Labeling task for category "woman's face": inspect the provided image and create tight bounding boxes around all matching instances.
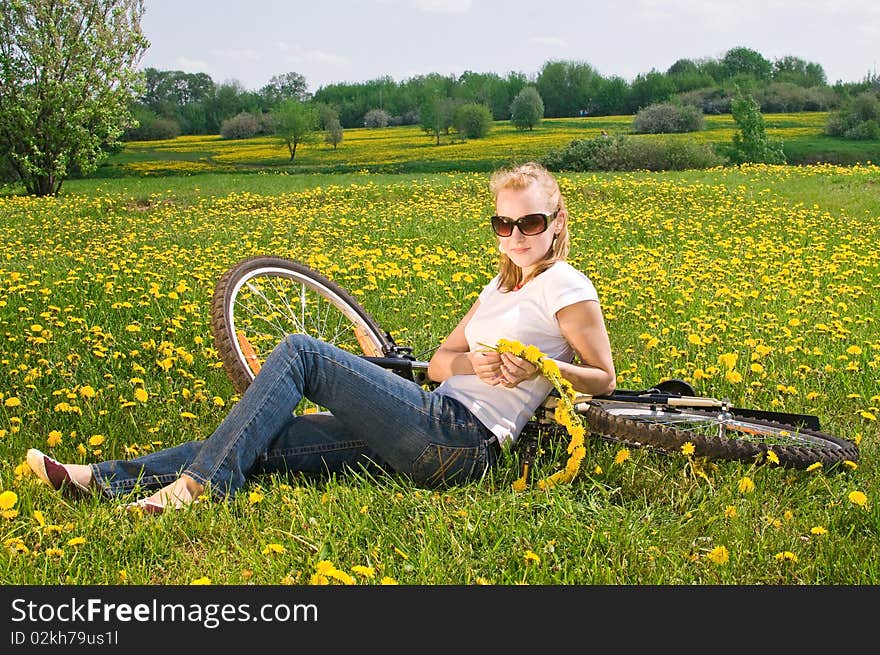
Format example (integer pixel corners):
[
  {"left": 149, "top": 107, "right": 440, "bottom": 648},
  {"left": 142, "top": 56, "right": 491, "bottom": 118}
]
[{"left": 494, "top": 183, "right": 564, "bottom": 275}]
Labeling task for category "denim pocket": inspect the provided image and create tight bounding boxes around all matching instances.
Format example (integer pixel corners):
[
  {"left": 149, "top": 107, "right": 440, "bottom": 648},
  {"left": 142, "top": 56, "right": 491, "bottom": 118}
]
[{"left": 412, "top": 443, "right": 483, "bottom": 487}]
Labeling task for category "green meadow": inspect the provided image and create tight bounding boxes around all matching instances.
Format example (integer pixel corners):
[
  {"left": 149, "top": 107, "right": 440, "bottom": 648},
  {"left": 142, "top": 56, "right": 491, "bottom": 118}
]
[{"left": 0, "top": 124, "right": 878, "bottom": 584}]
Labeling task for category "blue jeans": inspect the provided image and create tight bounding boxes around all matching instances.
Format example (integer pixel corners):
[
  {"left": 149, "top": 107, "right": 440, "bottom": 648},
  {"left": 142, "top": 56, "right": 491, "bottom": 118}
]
[{"left": 91, "top": 334, "right": 501, "bottom": 499}]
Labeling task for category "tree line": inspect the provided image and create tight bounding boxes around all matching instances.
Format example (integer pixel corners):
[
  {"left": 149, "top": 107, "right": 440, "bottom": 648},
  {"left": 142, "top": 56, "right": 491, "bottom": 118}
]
[{"left": 129, "top": 47, "right": 880, "bottom": 140}]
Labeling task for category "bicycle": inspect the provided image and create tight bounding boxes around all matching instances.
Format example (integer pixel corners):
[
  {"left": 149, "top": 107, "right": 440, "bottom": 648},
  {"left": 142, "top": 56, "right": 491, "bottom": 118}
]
[{"left": 208, "top": 255, "right": 859, "bottom": 476}]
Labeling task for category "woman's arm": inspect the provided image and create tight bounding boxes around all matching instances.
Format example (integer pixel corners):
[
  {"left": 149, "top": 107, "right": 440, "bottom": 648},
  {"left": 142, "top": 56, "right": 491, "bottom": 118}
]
[{"left": 554, "top": 300, "right": 616, "bottom": 395}]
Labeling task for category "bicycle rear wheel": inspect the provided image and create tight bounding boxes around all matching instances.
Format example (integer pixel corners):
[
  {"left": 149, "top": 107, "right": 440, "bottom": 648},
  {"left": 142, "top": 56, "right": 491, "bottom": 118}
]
[
  {"left": 581, "top": 400, "right": 858, "bottom": 468},
  {"left": 211, "top": 256, "right": 393, "bottom": 394}
]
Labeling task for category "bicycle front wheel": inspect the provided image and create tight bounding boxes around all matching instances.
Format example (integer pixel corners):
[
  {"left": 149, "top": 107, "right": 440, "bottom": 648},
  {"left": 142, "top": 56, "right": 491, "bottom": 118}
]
[
  {"left": 582, "top": 400, "right": 858, "bottom": 468},
  {"left": 211, "top": 256, "right": 393, "bottom": 394}
]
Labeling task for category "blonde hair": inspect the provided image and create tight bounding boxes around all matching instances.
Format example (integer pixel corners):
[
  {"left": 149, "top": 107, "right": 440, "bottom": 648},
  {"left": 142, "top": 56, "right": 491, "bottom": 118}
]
[{"left": 489, "top": 162, "right": 570, "bottom": 291}]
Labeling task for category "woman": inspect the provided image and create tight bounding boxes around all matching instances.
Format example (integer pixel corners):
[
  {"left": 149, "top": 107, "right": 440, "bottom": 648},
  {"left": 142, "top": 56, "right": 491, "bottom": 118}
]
[{"left": 26, "top": 162, "right": 615, "bottom": 512}]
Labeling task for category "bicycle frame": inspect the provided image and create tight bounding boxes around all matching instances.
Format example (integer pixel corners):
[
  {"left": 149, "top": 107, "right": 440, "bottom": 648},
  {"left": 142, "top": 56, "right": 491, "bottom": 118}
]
[{"left": 361, "top": 349, "right": 823, "bottom": 432}]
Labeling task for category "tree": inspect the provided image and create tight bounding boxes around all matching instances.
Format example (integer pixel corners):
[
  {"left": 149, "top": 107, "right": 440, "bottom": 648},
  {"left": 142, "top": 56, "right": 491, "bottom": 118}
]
[
  {"left": 510, "top": 87, "right": 544, "bottom": 131},
  {"left": 722, "top": 47, "right": 773, "bottom": 82},
  {"left": 726, "top": 90, "right": 786, "bottom": 164},
  {"left": 420, "top": 92, "right": 457, "bottom": 144},
  {"left": 0, "top": 0, "right": 149, "bottom": 196},
  {"left": 772, "top": 56, "right": 826, "bottom": 87},
  {"left": 324, "top": 118, "right": 343, "bottom": 149},
  {"left": 452, "top": 103, "right": 492, "bottom": 139},
  {"left": 363, "top": 108, "right": 390, "bottom": 128},
  {"left": 259, "top": 72, "right": 310, "bottom": 106},
  {"left": 271, "top": 99, "right": 318, "bottom": 161}
]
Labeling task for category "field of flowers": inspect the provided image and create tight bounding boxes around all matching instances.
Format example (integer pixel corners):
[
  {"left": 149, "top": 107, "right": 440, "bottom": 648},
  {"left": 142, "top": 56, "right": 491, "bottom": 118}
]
[
  {"left": 106, "top": 112, "right": 836, "bottom": 177},
  {"left": 0, "top": 163, "right": 878, "bottom": 584}
]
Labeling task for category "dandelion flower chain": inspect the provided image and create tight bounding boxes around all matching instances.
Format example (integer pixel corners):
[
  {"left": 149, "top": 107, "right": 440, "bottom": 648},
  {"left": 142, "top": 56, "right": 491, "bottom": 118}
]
[{"left": 492, "top": 338, "right": 586, "bottom": 491}]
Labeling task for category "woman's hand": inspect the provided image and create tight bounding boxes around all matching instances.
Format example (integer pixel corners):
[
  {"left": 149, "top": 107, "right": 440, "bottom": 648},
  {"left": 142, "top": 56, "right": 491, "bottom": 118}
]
[
  {"left": 468, "top": 350, "right": 538, "bottom": 387},
  {"left": 497, "top": 351, "right": 538, "bottom": 388},
  {"left": 468, "top": 350, "right": 504, "bottom": 386}
]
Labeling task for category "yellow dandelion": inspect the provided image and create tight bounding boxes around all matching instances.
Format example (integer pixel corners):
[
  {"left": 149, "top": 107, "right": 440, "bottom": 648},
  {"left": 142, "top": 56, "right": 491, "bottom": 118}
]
[
  {"left": 380, "top": 577, "right": 398, "bottom": 585},
  {"left": 806, "top": 462, "right": 823, "bottom": 472},
  {"left": 67, "top": 536, "right": 86, "bottom": 547},
  {"left": 524, "top": 550, "right": 541, "bottom": 564},
  {"left": 738, "top": 476, "right": 756, "bottom": 494},
  {"left": 0, "top": 491, "right": 18, "bottom": 511},
  {"left": 352, "top": 565, "right": 375, "bottom": 579},
  {"left": 327, "top": 568, "right": 354, "bottom": 585},
  {"left": 774, "top": 551, "right": 798, "bottom": 563},
  {"left": 723, "top": 505, "right": 737, "bottom": 519},
  {"left": 33, "top": 510, "right": 45, "bottom": 526},
  {"left": 4, "top": 397, "right": 21, "bottom": 408},
  {"left": 248, "top": 491, "right": 264, "bottom": 504},
  {"left": 134, "top": 388, "right": 148, "bottom": 403},
  {"left": 843, "top": 460, "right": 858, "bottom": 470},
  {"left": 706, "top": 545, "right": 729, "bottom": 565},
  {"left": 766, "top": 450, "right": 780, "bottom": 465},
  {"left": 88, "top": 434, "right": 105, "bottom": 446},
  {"left": 614, "top": 448, "right": 630, "bottom": 465},
  {"left": 810, "top": 526, "right": 828, "bottom": 535},
  {"left": 45, "top": 548, "right": 64, "bottom": 558},
  {"left": 262, "top": 543, "right": 285, "bottom": 555},
  {"left": 190, "top": 577, "right": 211, "bottom": 585},
  {"left": 522, "top": 345, "right": 543, "bottom": 362},
  {"left": 79, "top": 386, "right": 96, "bottom": 399},
  {"left": 848, "top": 490, "right": 868, "bottom": 507},
  {"left": 681, "top": 441, "right": 695, "bottom": 456}
]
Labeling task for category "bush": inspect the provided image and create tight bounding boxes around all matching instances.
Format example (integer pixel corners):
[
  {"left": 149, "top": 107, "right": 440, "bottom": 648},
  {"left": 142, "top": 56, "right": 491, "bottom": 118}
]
[
  {"left": 756, "top": 82, "right": 837, "bottom": 112},
  {"left": 452, "top": 103, "right": 492, "bottom": 139},
  {"left": 363, "top": 108, "right": 391, "bottom": 128},
  {"left": 825, "top": 91, "right": 880, "bottom": 140},
  {"left": 541, "top": 134, "right": 723, "bottom": 172},
  {"left": 679, "top": 88, "right": 732, "bottom": 114},
  {"left": 632, "top": 102, "right": 705, "bottom": 133},
  {"left": 123, "top": 107, "right": 181, "bottom": 141},
  {"left": 220, "top": 112, "right": 261, "bottom": 140}
]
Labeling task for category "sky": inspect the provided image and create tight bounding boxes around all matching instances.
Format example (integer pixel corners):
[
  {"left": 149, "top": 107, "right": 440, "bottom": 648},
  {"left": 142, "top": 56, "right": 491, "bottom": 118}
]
[{"left": 138, "top": 0, "right": 880, "bottom": 93}]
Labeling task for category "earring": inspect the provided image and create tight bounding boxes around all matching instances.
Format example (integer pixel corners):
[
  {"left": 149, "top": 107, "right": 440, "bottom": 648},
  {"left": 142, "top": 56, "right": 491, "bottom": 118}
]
[{"left": 498, "top": 244, "right": 504, "bottom": 253}]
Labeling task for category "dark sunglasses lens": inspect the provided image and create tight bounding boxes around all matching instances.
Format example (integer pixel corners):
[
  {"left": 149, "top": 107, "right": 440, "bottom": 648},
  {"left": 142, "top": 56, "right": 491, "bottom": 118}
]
[
  {"left": 491, "top": 216, "right": 513, "bottom": 236},
  {"left": 519, "top": 214, "right": 547, "bottom": 235}
]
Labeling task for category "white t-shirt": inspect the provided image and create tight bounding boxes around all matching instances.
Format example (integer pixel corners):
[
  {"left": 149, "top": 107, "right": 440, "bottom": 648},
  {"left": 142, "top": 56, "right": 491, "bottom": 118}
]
[{"left": 433, "top": 261, "right": 599, "bottom": 448}]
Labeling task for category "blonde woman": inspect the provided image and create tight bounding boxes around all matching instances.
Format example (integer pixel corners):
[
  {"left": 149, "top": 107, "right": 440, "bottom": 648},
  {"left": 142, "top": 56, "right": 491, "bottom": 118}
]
[{"left": 27, "top": 162, "right": 615, "bottom": 512}]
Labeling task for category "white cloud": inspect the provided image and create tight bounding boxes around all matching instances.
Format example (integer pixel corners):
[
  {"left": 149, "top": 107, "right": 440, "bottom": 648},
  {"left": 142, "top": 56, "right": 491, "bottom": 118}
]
[{"left": 413, "top": 0, "right": 473, "bottom": 14}]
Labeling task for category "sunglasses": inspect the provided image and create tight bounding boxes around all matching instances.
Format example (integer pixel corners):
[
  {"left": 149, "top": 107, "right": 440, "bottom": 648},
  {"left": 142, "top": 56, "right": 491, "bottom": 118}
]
[{"left": 490, "top": 210, "right": 559, "bottom": 237}]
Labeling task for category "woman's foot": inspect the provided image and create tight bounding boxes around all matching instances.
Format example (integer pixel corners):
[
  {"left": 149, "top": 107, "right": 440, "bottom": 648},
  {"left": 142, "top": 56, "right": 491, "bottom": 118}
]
[
  {"left": 26, "top": 449, "right": 93, "bottom": 498},
  {"left": 128, "top": 475, "right": 204, "bottom": 514}
]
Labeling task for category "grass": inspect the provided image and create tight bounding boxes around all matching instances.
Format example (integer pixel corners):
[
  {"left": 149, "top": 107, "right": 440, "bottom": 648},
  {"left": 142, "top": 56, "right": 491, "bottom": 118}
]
[{"left": 0, "top": 164, "right": 878, "bottom": 585}]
